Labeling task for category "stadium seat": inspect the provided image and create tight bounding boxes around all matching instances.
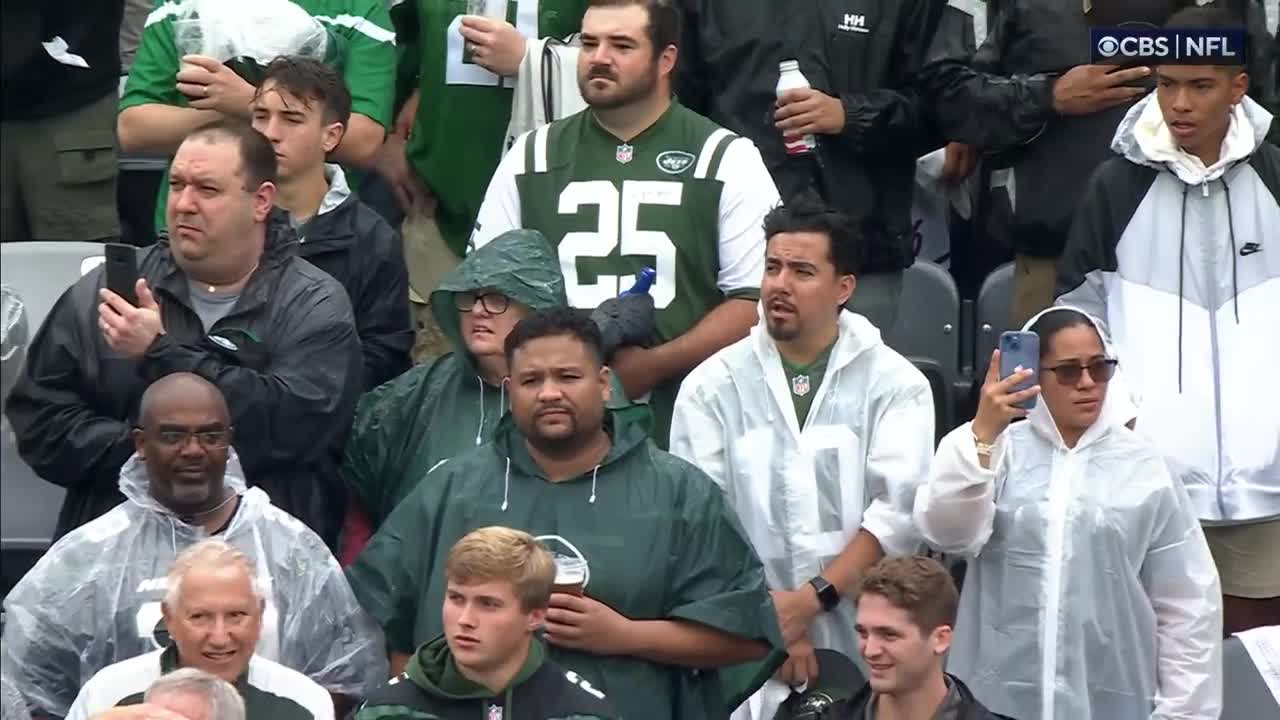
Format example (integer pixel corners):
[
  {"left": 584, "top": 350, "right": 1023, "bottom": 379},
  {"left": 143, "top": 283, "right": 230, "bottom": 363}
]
[
  {"left": 885, "top": 260, "right": 961, "bottom": 436},
  {"left": 974, "top": 262, "right": 1015, "bottom": 372},
  {"left": 1222, "top": 633, "right": 1280, "bottom": 720},
  {"left": 1, "top": 242, "right": 105, "bottom": 595}
]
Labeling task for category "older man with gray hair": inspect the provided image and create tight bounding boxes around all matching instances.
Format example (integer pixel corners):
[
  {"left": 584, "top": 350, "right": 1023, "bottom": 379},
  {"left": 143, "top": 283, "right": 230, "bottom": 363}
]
[
  {"left": 66, "top": 539, "right": 335, "bottom": 720},
  {"left": 86, "top": 669, "right": 247, "bottom": 720}
]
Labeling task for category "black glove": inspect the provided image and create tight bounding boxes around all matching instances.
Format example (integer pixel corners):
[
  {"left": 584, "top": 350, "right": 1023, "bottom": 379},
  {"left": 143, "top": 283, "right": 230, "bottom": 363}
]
[{"left": 590, "top": 293, "right": 656, "bottom": 362}]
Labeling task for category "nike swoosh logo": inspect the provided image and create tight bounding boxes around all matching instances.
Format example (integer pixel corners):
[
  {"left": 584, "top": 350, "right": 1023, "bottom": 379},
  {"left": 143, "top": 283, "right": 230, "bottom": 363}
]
[{"left": 1240, "top": 244, "right": 1262, "bottom": 256}]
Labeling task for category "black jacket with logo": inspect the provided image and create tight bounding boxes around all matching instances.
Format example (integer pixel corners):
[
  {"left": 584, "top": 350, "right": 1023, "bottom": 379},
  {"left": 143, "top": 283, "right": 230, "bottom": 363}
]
[
  {"left": 3, "top": 211, "right": 363, "bottom": 547},
  {"left": 296, "top": 181, "right": 413, "bottom": 391},
  {"left": 678, "top": 0, "right": 947, "bottom": 274}
]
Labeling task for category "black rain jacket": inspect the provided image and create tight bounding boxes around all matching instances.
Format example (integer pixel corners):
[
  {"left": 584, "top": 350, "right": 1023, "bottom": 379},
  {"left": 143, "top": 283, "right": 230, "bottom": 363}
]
[
  {"left": 3, "top": 211, "right": 363, "bottom": 547},
  {"left": 678, "top": 0, "right": 947, "bottom": 274}
]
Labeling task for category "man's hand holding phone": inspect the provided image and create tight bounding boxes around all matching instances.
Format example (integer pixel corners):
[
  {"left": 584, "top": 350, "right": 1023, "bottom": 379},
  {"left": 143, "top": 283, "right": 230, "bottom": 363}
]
[
  {"left": 99, "top": 279, "right": 165, "bottom": 358},
  {"left": 972, "top": 348, "right": 1041, "bottom": 446}
]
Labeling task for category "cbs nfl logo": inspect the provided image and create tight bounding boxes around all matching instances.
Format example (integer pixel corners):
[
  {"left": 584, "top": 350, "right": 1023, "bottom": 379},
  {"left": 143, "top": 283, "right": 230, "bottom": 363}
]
[{"left": 1091, "top": 27, "right": 1247, "bottom": 64}]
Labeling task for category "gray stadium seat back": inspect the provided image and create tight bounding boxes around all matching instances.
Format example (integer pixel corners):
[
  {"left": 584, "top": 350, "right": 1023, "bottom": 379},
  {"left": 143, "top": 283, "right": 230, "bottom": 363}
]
[
  {"left": 975, "top": 262, "right": 1015, "bottom": 371},
  {"left": 1222, "top": 634, "right": 1280, "bottom": 720},
  {"left": 884, "top": 260, "right": 960, "bottom": 432},
  {"left": 1, "top": 242, "right": 106, "bottom": 561}
]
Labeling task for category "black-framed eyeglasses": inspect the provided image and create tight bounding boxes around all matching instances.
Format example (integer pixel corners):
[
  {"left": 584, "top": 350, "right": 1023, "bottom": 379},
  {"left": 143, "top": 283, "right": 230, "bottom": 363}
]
[
  {"left": 454, "top": 291, "right": 511, "bottom": 314},
  {"left": 1041, "top": 358, "right": 1119, "bottom": 385},
  {"left": 150, "top": 428, "right": 232, "bottom": 449}
]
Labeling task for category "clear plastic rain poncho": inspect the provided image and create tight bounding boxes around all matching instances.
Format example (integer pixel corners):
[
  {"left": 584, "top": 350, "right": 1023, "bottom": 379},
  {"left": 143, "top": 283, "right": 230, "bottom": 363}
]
[
  {"left": 169, "top": 0, "right": 342, "bottom": 83},
  {"left": 1, "top": 450, "right": 387, "bottom": 717},
  {"left": 913, "top": 306, "right": 1222, "bottom": 720},
  {"left": 0, "top": 284, "right": 28, "bottom": 418}
]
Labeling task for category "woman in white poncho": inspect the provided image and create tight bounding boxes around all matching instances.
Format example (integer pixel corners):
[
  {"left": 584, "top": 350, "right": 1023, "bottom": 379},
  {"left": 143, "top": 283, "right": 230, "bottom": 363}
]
[{"left": 913, "top": 306, "right": 1222, "bottom": 720}]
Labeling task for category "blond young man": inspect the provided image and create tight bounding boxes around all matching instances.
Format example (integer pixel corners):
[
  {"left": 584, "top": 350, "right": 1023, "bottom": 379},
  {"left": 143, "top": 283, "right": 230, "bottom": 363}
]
[{"left": 355, "top": 527, "right": 619, "bottom": 720}]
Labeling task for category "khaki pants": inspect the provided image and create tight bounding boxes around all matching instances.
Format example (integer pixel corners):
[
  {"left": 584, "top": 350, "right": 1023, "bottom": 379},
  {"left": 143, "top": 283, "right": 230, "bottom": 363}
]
[
  {"left": 1, "top": 92, "right": 120, "bottom": 242},
  {"left": 1203, "top": 518, "right": 1280, "bottom": 599},
  {"left": 403, "top": 212, "right": 462, "bottom": 364},
  {"left": 1011, "top": 254, "right": 1058, "bottom": 328}
]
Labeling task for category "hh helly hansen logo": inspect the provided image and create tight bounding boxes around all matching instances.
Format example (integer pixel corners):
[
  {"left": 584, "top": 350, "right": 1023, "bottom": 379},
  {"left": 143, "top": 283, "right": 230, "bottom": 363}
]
[
  {"left": 656, "top": 150, "right": 695, "bottom": 175},
  {"left": 838, "top": 13, "right": 869, "bottom": 33},
  {"left": 1240, "top": 242, "right": 1262, "bottom": 256}
]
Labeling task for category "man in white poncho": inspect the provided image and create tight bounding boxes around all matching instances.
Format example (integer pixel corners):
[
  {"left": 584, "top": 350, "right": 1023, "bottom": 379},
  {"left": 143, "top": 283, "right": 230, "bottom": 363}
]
[
  {"left": 670, "top": 198, "right": 934, "bottom": 720},
  {"left": 1, "top": 373, "right": 386, "bottom": 718},
  {"left": 913, "top": 306, "right": 1222, "bottom": 720}
]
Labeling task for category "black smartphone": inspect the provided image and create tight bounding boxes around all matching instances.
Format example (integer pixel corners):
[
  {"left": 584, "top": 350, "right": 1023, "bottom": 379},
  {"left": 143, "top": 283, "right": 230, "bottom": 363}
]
[{"left": 103, "top": 243, "right": 139, "bottom": 306}]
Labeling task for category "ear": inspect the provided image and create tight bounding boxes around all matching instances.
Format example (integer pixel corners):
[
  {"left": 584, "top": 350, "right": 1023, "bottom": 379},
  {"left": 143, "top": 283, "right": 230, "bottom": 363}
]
[
  {"left": 528, "top": 607, "right": 547, "bottom": 631},
  {"left": 132, "top": 428, "right": 147, "bottom": 456},
  {"left": 599, "top": 364, "right": 612, "bottom": 403},
  {"left": 659, "top": 45, "right": 678, "bottom": 80},
  {"left": 932, "top": 624, "right": 953, "bottom": 656},
  {"left": 160, "top": 600, "right": 174, "bottom": 626},
  {"left": 1230, "top": 71, "right": 1249, "bottom": 105},
  {"left": 252, "top": 181, "right": 277, "bottom": 223},
  {"left": 837, "top": 273, "right": 856, "bottom": 307},
  {"left": 321, "top": 121, "right": 345, "bottom": 155}
]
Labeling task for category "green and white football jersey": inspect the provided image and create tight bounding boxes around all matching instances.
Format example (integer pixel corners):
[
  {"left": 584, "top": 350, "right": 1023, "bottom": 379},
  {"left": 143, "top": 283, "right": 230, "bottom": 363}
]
[
  {"left": 470, "top": 101, "right": 779, "bottom": 445},
  {"left": 471, "top": 101, "right": 778, "bottom": 344}
]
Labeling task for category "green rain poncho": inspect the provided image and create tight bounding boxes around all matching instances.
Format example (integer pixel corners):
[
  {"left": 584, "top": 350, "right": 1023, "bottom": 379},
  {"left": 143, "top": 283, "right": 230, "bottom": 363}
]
[
  {"left": 341, "top": 228, "right": 648, "bottom": 527},
  {"left": 346, "top": 411, "right": 785, "bottom": 720}
]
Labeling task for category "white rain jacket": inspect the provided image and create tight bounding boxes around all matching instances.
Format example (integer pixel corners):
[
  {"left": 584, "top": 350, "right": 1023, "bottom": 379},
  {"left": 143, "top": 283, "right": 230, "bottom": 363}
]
[
  {"left": 1057, "top": 94, "right": 1280, "bottom": 524},
  {"left": 0, "top": 451, "right": 387, "bottom": 717},
  {"left": 913, "top": 306, "right": 1222, "bottom": 720},
  {"left": 670, "top": 309, "right": 934, "bottom": 720}
]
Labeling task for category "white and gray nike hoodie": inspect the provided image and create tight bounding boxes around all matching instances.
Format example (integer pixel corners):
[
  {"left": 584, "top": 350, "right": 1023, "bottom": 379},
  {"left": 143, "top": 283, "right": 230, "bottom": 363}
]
[{"left": 1056, "top": 93, "right": 1280, "bottom": 525}]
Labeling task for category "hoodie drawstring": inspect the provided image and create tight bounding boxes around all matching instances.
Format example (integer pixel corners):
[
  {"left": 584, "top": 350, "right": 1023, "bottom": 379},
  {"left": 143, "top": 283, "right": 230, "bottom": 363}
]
[
  {"left": 501, "top": 456, "right": 511, "bottom": 512},
  {"left": 1177, "top": 187, "right": 1188, "bottom": 394},
  {"left": 1223, "top": 181, "right": 1241, "bottom": 324},
  {"left": 475, "top": 376, "right": 485, "bottom": 446},
  {"left": 589, "top": 465, "right": 598, "bottom": 504}
]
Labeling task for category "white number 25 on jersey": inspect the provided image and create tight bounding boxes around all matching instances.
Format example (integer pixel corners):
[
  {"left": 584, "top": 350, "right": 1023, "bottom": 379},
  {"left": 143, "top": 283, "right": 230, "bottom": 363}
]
[
  {"left": 445, "top": 0, "right": 539, "bottom": 88},
  {"left": 558, "top": 180, "right": 681, "bottom": 310}
]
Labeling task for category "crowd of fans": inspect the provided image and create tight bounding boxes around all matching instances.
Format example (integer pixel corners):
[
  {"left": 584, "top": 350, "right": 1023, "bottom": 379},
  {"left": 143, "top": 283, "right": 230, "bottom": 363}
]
[{"left": 1, "top": 0, "right": 1278, "bottom": 719}]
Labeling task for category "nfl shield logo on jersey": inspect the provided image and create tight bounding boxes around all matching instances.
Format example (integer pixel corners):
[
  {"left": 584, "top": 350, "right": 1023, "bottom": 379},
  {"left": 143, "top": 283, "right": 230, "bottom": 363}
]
[
  {"left": 487, "top": 704, "right": 503, "bottom": 720},
  {"left": 616, "top": 143, "right": 634, "bottom": 164}
]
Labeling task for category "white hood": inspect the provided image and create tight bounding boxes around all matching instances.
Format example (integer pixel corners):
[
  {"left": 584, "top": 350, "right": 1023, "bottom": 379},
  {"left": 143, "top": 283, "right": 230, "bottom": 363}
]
[{"left": 1112, "top": 93, "right": 1274, "bottom": 186}]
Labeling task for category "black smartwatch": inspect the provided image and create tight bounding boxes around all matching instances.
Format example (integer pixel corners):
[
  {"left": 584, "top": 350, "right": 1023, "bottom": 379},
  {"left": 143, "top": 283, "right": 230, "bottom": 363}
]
[{"left": 807, "top": 575, "right": 840, "bottom": 612}]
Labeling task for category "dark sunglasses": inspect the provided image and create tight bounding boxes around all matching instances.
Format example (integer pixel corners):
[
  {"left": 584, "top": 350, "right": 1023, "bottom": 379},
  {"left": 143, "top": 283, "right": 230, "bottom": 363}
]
[
  {"left": 1041, "top": 358, "right": 1119, "bottom": 385},
  {"left": 454, "top": 291, "right": 510, "bottom": 314}
]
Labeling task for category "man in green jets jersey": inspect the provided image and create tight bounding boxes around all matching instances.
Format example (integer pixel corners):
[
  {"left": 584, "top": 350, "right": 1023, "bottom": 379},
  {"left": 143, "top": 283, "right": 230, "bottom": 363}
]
[{"left": 470, "top": 0, "right": 781, "bottom": 446}]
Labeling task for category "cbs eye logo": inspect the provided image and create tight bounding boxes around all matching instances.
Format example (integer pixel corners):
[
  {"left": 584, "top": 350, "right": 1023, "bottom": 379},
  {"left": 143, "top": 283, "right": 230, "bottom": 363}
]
[{"left": 1097, "top": 36, "right": 1122, "bottom": 57}]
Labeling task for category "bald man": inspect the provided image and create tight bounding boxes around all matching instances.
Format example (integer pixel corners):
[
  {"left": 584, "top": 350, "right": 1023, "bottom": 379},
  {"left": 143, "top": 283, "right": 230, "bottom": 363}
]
[{"left": 1, "top": 374, "right": 386, "bottom": 719}]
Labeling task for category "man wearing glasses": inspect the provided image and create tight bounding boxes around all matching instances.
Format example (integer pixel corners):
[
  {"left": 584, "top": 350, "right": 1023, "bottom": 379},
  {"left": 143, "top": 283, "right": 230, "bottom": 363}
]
[
  {"left": 339, "top": 228, "right": 648, "bottom": 548},
  {"left": 4, "top": 120, "right": 364, "bottom": 550},
  {"left": 2, "top": 373, "right": 386, "bottom": 720}
]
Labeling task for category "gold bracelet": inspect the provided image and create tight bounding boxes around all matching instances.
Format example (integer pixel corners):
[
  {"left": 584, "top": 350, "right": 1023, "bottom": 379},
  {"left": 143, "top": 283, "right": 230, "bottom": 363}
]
[{"left": 973, "top": 434, "right": 995, "bottom": 458}]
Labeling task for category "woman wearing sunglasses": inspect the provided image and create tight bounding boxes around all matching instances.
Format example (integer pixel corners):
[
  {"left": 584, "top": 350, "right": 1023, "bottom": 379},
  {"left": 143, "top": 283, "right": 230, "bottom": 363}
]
[{"left": 912, "top": 306, "right": 1222, "bottom": 720}]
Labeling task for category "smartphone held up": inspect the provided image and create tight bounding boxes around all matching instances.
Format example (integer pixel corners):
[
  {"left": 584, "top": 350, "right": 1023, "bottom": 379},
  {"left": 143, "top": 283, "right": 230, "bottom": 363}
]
[{"left": 999, "top": 331, "right": 1040, "bottom": 410}]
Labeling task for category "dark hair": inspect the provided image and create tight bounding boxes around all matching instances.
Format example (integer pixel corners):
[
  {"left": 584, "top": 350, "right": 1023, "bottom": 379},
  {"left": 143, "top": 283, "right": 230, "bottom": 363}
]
[
  {"left": 587, "top": 0, "right": 681, "bottom": 58},
  {"left": 762, "top": 193, "right": 865, "bottom": 276},
  {"left": 255, "top": 55, "right": 353, "bottom": 127},
  {"left": 1163, "top": 3, "right": 1249, "bottom": 71},
  {"left": 1028, "top": 309, "right": 1099, "bottom": 358},
  {"left": 854, "top": 556, "right": 959, "bottom": 634},
  {"left": 185, "top": 119, "right": 278, "bottom": 189},
  {"left": 504, "top": 308, "right": 606, "bottom": 368}
]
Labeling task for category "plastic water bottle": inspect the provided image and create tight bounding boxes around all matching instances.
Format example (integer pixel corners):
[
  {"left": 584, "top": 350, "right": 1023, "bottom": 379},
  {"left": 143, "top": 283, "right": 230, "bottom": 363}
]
[
  {"left": 777, "top": 59, "right": 818, "bottom": 156},
  {"left": 620, "top": 267, "right": 656, "bottom": 296}
]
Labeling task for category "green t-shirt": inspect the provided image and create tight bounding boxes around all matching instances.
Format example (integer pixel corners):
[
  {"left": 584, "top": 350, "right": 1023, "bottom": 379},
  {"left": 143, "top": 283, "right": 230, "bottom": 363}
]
[
  {"left": 121, "top": 0, "right": 395, "bottom": 232},
  {"left": 780, "top": 340, "right": 836, "bottom": 428},
  {"left": 396, "top": 0, "right": 586, "bottom": 256},
  {"left": 470, "top": 101, "right": 778, "bottom": 445}
]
